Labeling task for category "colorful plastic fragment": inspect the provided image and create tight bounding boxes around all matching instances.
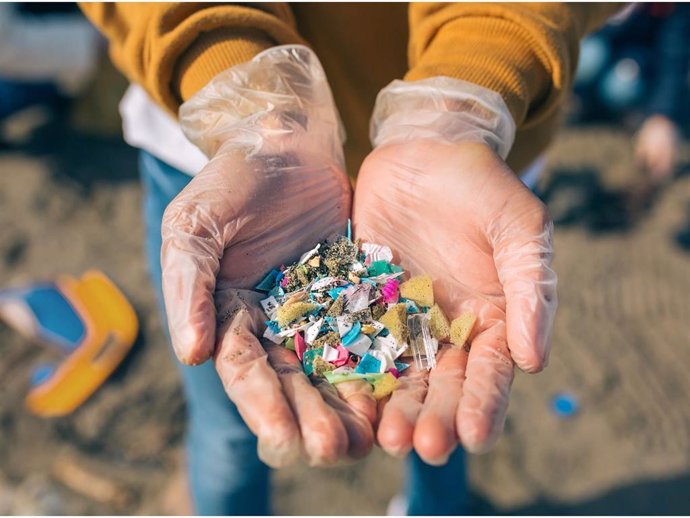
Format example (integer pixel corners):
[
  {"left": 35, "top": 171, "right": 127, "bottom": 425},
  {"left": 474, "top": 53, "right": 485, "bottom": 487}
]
[
  {"left": 255, "top": 227, "right": 475, "bottom": 398},
  {"left": 428, "top": 304, "right": 451, "bottom": 341},
  {"left": 378, "top": 304, "right": 409, "bottom": 345},
  {"left": 276, "top": 301, "right": 319, "bottom": 327},
  {"left": 372, "top": 372, "right": 399, "bottom": 399},
  {"left": 381, "top": 279, "right": 400, "bottom": 304},
  {"left": 450, "top": 311, "right": 477, "bottom": 347},
  {"left": 294, "top": 332, "right": 307, "bottom": 361},
  {"left": 399, "top": 275, "right": 434, "bottom": 307}
]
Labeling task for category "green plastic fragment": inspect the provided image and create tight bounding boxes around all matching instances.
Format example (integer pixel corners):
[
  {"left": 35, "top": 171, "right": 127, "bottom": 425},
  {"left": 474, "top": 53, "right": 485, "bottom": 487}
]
[
  {"left": 323, "top": 371, "right": 386, "bottom": 385},
  {"left": 367, "top": 260, "right": 392, "bottom": 277},
  {"left": 302, "top": 347, "right": 324, "bottom": 376},
  {"left": 285, "top": 336, "right": 295, "bottom": 351}
]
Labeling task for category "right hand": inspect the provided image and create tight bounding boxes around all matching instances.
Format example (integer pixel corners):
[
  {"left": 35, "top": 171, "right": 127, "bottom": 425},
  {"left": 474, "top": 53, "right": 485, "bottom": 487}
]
[
  {"left": 634, "top": 114, "right": 679, "bottom": 184},
  {"left": 160, "top": 45, "right": 377, "bottom": 468}
]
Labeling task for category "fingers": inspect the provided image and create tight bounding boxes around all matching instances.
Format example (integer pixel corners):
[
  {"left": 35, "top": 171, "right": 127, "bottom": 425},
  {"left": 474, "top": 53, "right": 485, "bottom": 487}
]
[
  {"left": 161, "top": 181, "right": 229, "bottom": 365},
  {"left": 319, "top": 379, "right": 376, "bottom": 460},
  {"left": 213, "top": 293, "right": 302, "bottom": 468},
  {"left": 413, "top": 346, "right": 467, "bottom": 465},
  {"left": 456, "top": 322, "right": 514, "bottom": 454},
  {"left": 492, "top": 207, "right": 558, "bottom": 373},
  {"left": 376, "top": 366, "right": 428, "bottom": 458},
  {"left": 264, "top": 344, "right": 350, "bottom": 466}
]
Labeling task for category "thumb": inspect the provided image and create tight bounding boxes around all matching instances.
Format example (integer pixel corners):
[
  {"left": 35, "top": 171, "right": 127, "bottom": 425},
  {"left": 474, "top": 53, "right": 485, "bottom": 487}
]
[
  {"left": 490, "top": 196, "right": 558, "bottom": 373},
  {"left": 161, "top": 166, "right": 236, "bottom": 365}
]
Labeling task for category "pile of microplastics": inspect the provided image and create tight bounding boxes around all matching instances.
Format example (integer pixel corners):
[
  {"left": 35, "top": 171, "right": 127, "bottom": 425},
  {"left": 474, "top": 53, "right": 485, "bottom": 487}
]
[{"left": 256, "top": 233, "right": 476, "bottom": 399}]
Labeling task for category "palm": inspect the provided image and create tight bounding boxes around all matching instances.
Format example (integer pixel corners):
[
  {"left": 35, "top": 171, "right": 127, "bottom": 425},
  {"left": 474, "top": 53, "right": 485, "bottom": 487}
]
[
  {"left": 353, "top": 140, "right": 556, "bottom": 460},
  {"left": 162, "top": 144, "right": 378, "bottom": 467}
]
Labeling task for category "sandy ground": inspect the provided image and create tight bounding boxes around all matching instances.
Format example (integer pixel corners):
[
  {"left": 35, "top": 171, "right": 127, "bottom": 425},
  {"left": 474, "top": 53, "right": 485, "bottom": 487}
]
[{"left": 1, "top": 63, "right": 689, "bottom": 515}]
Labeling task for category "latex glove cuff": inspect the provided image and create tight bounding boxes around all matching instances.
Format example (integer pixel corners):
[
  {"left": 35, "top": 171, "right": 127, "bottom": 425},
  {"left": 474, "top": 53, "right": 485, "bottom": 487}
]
[
  {"left": 179, "top": 44, "right": 345, "bottom": 163},
  {"left": 370, "top": 77, "right": 516, "bottom": 160}
]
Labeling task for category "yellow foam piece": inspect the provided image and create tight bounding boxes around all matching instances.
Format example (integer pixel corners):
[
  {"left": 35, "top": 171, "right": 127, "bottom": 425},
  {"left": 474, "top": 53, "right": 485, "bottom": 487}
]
[
  {"left": 379, "top": 303, "right": 409, "bottom": 345},
  {"left": 399, "top": 275, "right": 434, "bottom": 307},
  {"left": 276, "top": 302, "right": 318, "bottom": 327},
  {"left": 429, "top": 304, "right": 450, "bottom": 342},
  {"left": 372, "top": 373, "right": 399, "bottom": 400},
  {"left": 450, "top": 311, "right": 477, "bottom": 347},
  {"left": 25, "top": 270, "right": 138, "bottom": 417}
]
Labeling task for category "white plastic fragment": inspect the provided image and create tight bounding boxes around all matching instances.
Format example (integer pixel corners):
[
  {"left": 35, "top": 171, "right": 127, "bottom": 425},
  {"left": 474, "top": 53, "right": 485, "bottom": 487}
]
[
  {"left": 345, "top": 284, "right": 371, "bottom": 313},
  {"left": 305, "top": 318, "right": 323, "bottom": 345},
  {"left": 277, "top": 320, "right": 312, "bottom": 337},
  {"left": 260, "top": 296, "right": 279, "bottom": 319},
  {"left": 298, "top": 243, "right": 321, "bottom": 264},
  {"left": 368, "top": 349, "right": 394, "bottom": 372},
  {"left": 344, "top": 333, "right": 372, "bottom": 356},
  {"left": 263, "top": 326, "right": 285, "bottom": 344},
  {"left": 322, "top": 344, "right": 340, "bottom": 362},
  {"left": 373, "top": 334, "right": 407, "bottom": 360},
  {"left": 361, "top": 242, "right": 393, "bottom": 263},
  {"left": 311, "top": 276, "right": 338, "bottom": 291},
  {"left": 336, "top": 316, "right": 353, "bottom": 337}
]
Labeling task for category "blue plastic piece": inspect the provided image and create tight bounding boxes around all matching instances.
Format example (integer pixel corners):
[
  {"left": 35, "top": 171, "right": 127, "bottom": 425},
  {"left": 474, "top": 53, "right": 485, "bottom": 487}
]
[
  {"left": 551, "top": 393, "right": 579, "bottom": 418},
  {"left": 401, "top": 298, "right": 419, "bottom": 314},
  {"left": 328, "top": 287, "right": 345, "bottom": 300},
  {"left": 23, "top": 285, "right": 85, "bottom": 350},
  {"left": 394, "top": 361, "right": 410, "bottom": 373},
  {"left": 265, "top": 320, "right": 281, "bottom": 334},
  {"left": 255, "top": 269, "right": 279, "bottom": 292},
  {"left": 341, "top": 321, "right": 362, "bottom": 345},
  {"left": 355, "top": 353, "right": 381, "bottom": 374},
  {"left": 31, "top": 363, "right": 55, "bottom": 386}
]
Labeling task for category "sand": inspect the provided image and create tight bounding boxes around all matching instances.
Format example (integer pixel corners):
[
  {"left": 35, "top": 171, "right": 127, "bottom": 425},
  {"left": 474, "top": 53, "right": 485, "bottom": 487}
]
[{"left": 0, "top": 64, "right": 689, "bottom": 514}]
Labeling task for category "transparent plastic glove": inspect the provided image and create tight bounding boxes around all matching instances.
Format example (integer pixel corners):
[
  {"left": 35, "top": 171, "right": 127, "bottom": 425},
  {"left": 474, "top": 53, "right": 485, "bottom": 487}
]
[
  {"left": 634, "top": 115, "right": 679, "bottom": 184},
  {"left": 355, "top": 78, "right": 557, "bottom": 460},
  {"left": 161, "top": 45, "right": 375, "bottom": 467}
]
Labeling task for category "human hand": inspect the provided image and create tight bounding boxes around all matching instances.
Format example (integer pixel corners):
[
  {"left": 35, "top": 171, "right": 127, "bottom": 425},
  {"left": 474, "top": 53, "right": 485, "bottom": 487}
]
[
  {"left": 353, "top": 79, "right": 557, "bottom": 462},
  {"left": 161, "top": 46, "right": 376, "bottom": 468},
  {"left": 635, "top": 115, "right": 680, "bottom": 184}
]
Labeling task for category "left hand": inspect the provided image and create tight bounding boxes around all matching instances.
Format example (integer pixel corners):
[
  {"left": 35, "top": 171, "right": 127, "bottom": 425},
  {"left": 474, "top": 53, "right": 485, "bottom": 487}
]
[{"left": 353, "top": 139, "right": 557, "bottom": 462}]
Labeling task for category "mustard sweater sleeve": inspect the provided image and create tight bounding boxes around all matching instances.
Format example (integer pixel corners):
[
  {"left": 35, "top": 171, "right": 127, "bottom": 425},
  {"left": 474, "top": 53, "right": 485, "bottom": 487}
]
[
  {"left": 79, "top": 2, "right": 304, "bottom": 115},
  {"left": 407, "top": 3, "right": 621, "bottom": 129}
]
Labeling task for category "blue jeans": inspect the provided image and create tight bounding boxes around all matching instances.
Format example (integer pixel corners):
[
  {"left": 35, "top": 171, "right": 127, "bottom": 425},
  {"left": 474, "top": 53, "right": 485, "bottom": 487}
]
[
  {"left": 0, "top": 79, "right": 62, "bottom": 120},
  {"left": 139, "top": 150, "right": 468, "bottom": 515}
]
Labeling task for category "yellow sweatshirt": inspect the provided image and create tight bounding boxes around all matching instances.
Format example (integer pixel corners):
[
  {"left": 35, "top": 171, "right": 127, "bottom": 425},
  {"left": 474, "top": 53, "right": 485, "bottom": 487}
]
[{"left": 80, "top": 2, "right": 620, "bottom": 174}]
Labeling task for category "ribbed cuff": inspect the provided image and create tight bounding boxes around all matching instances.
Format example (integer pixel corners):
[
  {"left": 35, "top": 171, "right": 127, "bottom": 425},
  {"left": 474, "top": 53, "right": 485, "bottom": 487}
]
[
  {"left": 173, "top": 27, "right": 276, "bottom": 104},
  {"left": 406, "top": 16, "right": 553, "bottom": 127}
]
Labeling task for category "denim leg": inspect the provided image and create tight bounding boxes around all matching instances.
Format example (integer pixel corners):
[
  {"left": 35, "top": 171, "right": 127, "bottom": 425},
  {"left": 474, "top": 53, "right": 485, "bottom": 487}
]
[
  {"left": 0, "top": 79, "right": 61, "bottom": 120},
  {"left": 139, "top": 150, "right": 270, "bottom": 515},
  {"left": 405, "top": 448, "right": 468, "bottom": 516}
]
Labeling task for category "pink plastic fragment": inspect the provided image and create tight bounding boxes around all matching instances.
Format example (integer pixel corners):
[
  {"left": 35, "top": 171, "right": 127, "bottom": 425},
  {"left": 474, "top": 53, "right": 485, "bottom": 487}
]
[
  {"left": 294, "top": 332, "right": 307, "bottom": 361},
  {"left": 387, "top": 367, "right": 400, "bottom": 379},
  {"left": 280, "top": 276, "right": 290, "bottom": 288},
  {"left": 333, "top": 345, "right": 350, "bottom": 367},
  {"left": 381, "top": 279, "right": 400, "bottom": 304}
]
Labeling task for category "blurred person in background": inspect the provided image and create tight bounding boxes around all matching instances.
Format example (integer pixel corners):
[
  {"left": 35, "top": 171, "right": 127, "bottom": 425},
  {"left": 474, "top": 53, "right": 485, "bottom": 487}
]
[
  {"left": 572, "top": 3, "right": 690, "bottom": 184},
  {"left": 81, "top": 3, "right": 618, "bottom": 515},
  {"left": 0, "top": 3, "right": 101, "bottom": 132}
]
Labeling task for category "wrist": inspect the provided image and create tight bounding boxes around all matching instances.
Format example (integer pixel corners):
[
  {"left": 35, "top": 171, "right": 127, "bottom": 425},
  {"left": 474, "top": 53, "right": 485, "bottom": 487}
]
[
  {"left": 179, "top": 44, "right": 345, "bottom": 163},
  {"left": 370, "top": 77, "right": 516, "bottom": 160}
]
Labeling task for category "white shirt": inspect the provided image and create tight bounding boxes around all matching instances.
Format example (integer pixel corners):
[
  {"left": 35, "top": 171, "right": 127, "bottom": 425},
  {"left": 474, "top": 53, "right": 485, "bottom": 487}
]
[
  {"left": 119, "top": 85, "right": 207, "bottom": 176},
  {"left": 119, "top": 84, "right": 543, "bottom": 188}
]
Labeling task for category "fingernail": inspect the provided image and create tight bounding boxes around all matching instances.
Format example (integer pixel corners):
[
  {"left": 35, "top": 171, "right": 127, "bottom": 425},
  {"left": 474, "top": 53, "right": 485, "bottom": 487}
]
[
  {"left": 257, "top": 436, "right": 300, "bottom": 468},
  {"left": 422, "top": 453, "right": 450, "bottom": 466}
]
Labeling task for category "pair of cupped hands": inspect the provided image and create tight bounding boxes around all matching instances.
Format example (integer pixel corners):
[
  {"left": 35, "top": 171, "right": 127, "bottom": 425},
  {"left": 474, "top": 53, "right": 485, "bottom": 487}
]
[{"left": 160, "top": 45, "right": 558, "bottom": 468}]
